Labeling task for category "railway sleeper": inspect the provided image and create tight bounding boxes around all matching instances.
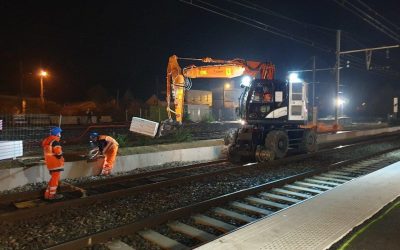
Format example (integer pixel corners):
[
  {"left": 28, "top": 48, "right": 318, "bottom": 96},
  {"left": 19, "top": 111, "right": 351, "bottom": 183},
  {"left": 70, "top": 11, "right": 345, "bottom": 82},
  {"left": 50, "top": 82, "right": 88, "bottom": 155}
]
[
  {"left": 315, "top": 175, "right": 349, "bottom": 182},
  {"left": 213, "top": 207, "right": 256, "bottom": 223},
  {"left": 259, "top": 192, "right": 302, "bottom": 203},
  {"left": 230, "top": 201, "right": 273, "bottom": 216},
  {"left": 284, "top": 184, "right": 324, "bottom": 194},
  {"left": 245, "top": 196, "right": 288, "bottom": 210},
  {"left": 167, "top": 221, "right": 217, "bottom": 242},
  {"left": 271, "top": 188, "right": 313, "bottom": 199},
  {"left": 338, "top": 168, "right": 370, "bottom": 174},
  {"left": 327, "top": 170, "right": 356, "bottom": 177},
  {"left": 321, "top": 173, "right": 354, "bottom": 180},
  {"left": 303, "top": 178, "right": 341, "bottom": 186},
  {"left": 294, "top": 181, "right": 333, "bottom": 190},
  {"left": 343, "top": 165, "right": 375, "bottom": 171},
  {"left": 138, "top": 229, "right": 189, "bottom": 250},
  {"left": 192, "top": 214, "right": 237, "bottom": 233}
]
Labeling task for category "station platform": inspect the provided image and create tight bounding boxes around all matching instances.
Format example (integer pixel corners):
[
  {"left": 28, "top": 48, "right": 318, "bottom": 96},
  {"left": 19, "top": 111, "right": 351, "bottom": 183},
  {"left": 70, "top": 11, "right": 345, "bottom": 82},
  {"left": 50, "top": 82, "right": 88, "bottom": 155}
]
[{"left": 196, "top": 160, "right": 400, "bottom": 250}]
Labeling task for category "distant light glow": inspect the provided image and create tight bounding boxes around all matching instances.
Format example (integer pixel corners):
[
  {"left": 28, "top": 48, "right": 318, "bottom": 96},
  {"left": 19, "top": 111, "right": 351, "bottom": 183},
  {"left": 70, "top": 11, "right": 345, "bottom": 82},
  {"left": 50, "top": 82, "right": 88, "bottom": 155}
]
[
  {"left": 336, "top": 98, "right": 345, "bottom": 106},
  {"left": 240, "top": 119, "right": 246, "bottom": 125},
  {"left": 39, "top": 70, "right": 48, "bottom": 77},
  {"left": 289, "top": 73, "right": 302, "bottom": 83},
  {"left": 241, "top": 76, "right": 251, "bottom": 87},
  {"left": 224, "top": 83, "right": 231, "bottom": 89}
]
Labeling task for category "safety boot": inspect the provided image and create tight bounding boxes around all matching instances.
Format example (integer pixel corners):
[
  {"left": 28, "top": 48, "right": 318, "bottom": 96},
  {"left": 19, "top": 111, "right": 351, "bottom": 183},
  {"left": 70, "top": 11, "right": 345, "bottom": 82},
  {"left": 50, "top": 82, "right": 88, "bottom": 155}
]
[{"left": 45, "top": 193, "right": 64, "bottom": 201}]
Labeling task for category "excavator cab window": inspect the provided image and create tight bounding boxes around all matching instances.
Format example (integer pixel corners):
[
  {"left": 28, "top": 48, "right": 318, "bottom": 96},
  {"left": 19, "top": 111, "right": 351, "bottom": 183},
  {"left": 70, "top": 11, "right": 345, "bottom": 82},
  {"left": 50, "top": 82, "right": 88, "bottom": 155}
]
[
  {"left": 247, "top": 80, "right": 275, "bottom": 119},
  {"left": 243, "top": 79, "right": 288, "bottom": 121},
  {"left": 262, "top": 86, "right": 273, "bottom": 103}
]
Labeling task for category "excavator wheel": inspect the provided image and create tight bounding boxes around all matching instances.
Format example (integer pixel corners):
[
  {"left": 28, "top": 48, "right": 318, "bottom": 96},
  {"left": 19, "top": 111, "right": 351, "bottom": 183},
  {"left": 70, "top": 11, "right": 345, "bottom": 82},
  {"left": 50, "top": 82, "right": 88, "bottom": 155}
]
[
  {"left": 265, "top": 130, "right": 289, "bottom": 159},
  {"left": 255, "top": 146, "right": 275, "bottom": 162},
  {"left": 227, "top": 144, "right": 241, "bottom": 163},
  {"left": 224, "top": 128, "right": 239, "bottom": 146},
  {"left": 299, "top": 129, "right": 318, "bottom": 153}
]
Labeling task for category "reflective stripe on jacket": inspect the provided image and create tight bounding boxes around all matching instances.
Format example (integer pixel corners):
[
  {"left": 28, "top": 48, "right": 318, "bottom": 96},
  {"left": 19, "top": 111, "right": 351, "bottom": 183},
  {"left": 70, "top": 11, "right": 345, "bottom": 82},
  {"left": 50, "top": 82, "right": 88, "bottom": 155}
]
[{"left": 42, "top": 135, "right": 64, "bottom": 170}]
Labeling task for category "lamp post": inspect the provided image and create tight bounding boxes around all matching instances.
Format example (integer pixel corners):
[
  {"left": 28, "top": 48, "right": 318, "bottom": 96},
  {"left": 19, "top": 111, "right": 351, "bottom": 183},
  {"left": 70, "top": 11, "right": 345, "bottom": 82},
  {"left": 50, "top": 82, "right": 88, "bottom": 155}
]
[{"left": 39, "top": 70, "right": 48, "bottom": 108}]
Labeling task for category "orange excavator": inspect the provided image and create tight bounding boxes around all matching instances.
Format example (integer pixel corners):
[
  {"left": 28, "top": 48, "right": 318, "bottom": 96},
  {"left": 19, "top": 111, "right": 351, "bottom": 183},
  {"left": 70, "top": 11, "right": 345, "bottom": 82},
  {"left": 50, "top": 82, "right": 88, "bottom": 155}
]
[
  {"left": 163, "top": 55, "right": 321, "bottom": 162},
  {"left": 166, "top": 55, "right": 275, "bottom": 123},
  {"left": 130, "top": 54, "right": 336, "bottom": 162}
]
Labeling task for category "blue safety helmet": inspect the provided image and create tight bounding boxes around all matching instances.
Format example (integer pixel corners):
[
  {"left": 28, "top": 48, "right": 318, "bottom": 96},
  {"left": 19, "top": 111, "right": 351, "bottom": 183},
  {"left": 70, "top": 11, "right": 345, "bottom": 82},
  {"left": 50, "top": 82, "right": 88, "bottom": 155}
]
[
  {"left": 89, "top": 132, "right": 99, "bottom": 139},
  {"left": 50, "top": 127, "right": 62, "bottom": 136}
]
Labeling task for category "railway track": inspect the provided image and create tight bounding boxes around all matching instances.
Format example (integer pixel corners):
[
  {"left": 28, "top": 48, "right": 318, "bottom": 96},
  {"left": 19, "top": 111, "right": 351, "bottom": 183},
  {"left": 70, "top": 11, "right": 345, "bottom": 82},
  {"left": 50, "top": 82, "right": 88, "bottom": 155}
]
[
  {"left": 45, "top": 146, "right": 400, "bottom": 250},
  {"left": 1, "top": 134, "right": 400, "bottom": 224},
  {"left": 0, "top": 160, "right": 234, "bottom": 222},
  {"left": 1, "top": 134, "right": 400, "bottom": 249}
]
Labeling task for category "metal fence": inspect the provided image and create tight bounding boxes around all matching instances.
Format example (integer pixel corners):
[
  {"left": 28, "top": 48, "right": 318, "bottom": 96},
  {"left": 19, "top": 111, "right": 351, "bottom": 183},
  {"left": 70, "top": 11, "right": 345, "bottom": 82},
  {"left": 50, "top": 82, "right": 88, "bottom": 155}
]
[
  {"left": 0, "top": 108, "right": 192, "bottom": 157},
  {"left": 0, "top": 114, "right": 54, "bottom": 156},
  {"left": 0, "top": 114, "right": 135, "bottom": 156}
]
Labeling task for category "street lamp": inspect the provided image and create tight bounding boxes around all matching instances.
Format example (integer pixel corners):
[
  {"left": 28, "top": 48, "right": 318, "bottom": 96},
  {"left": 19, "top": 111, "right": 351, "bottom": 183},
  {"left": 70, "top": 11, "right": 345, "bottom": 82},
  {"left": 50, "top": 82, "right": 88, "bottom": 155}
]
[
  {"left": 336, "top": 97, "right": 345, "bottom": 117},
  {"left": 39, "top": 70, "right": 48, "bottom": 107}
]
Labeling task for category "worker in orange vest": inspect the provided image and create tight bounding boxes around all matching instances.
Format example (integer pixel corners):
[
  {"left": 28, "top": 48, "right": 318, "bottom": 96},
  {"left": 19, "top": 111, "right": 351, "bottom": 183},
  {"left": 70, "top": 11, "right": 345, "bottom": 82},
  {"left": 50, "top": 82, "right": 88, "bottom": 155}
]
[
  {"left": 42, "top": 127, "right": 64, "bottom": 200},
  {"left": 89, "top": 132, "right": 119, "bottom": 175}
]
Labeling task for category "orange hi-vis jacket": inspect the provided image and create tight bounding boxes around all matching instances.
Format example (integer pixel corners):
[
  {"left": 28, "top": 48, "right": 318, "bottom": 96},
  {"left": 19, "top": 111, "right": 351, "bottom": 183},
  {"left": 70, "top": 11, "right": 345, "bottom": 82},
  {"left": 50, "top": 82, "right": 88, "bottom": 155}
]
[
  {"left": 42, "top": 135, "right": 64, "bottom": 170},
  {"left": 97, "top": 135, "right": 119, "bottom": 154}
]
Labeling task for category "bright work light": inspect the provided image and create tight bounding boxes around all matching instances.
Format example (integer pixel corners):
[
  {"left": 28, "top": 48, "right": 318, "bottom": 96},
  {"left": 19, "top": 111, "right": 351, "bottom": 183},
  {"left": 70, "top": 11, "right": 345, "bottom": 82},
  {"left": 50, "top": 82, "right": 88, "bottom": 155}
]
[
  {"left": 241, "top": 76, "right": 252, "bottom": 87},
  {"left": 289, "top": 73, "right": 302, "bottom": 83}
]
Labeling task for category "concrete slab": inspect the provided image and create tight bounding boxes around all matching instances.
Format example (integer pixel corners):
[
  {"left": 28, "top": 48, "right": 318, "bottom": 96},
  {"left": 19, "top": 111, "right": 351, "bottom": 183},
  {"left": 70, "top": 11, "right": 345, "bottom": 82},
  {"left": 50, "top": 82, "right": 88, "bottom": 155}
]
[{"left": 0, "top": 140, "right": 224, "bottom": 191}]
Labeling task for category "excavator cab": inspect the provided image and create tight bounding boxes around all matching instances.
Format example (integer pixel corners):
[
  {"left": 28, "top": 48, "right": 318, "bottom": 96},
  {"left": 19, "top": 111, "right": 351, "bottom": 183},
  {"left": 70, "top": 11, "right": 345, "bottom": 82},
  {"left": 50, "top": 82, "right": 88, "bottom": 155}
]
[{"left": 238, "top": 79, "right": 291, "bottom": 123}]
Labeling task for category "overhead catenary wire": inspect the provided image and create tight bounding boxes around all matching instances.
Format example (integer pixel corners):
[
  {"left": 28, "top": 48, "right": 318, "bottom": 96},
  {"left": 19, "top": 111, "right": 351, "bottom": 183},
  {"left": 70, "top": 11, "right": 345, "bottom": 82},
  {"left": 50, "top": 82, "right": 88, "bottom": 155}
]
[
  {"left": 222, "top": 0, "right": 337, "bottom": 35},
  {"left": 179, "top": 0, "right": 399, "bottom": 79},
  {"left": 333, "top": 0, "right": 400, "bottom": 42},
  {"left": 356, "top": 0, "right": 400, "bottom": 32},
  {"left": 334, "top": 0, "right": 400, "bottom": 41},
  {"left": 179, "top": 0, "right": 334, "bottom": 53}
]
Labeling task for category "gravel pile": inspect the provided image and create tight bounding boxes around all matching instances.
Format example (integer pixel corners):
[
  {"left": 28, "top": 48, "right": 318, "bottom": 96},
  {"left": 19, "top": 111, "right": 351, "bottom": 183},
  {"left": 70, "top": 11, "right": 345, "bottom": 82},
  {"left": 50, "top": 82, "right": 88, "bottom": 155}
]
[{"left": 1, "top": 140, "right": 400, "bottom": 249}]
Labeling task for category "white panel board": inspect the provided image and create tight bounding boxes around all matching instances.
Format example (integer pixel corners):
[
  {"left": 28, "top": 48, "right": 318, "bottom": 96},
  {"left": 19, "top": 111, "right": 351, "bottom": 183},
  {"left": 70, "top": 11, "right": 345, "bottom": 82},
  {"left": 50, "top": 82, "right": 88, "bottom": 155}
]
[
  {"left": 0, "top": 141, "right": 23, "bottom": 160},
  {"left": 129, "top": 117, "right": 159, "bottom": 137}
]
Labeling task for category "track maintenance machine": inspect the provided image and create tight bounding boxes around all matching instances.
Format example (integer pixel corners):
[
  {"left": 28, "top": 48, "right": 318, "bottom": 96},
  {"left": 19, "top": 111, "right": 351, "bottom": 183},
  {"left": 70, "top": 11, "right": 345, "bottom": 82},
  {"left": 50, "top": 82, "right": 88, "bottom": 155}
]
[{"left": 130, "top": 55, "right": 319, "bottom": 162}]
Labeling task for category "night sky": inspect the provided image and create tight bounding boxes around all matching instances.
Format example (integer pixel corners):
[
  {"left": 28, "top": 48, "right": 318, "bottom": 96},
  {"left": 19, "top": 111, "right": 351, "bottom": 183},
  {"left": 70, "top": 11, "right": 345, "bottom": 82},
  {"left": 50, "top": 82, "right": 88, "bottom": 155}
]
[{"left": 0, "top": 0, "right": 399, "bottom": 115}]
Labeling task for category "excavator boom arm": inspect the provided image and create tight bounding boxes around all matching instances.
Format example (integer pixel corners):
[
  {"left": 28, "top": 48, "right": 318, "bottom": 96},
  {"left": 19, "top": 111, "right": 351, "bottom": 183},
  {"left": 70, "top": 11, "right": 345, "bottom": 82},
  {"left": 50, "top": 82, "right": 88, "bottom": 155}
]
[{"left": 166, "top": 55, "right": 275, "bottom": 123}]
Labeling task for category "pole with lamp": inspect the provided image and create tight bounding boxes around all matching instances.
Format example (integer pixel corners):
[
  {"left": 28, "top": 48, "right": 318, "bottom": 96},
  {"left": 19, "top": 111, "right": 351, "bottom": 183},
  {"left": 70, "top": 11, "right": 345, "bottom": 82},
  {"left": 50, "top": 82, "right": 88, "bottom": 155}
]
[{"left": 39, "top": 70, "right": 48, "bottom": 109}]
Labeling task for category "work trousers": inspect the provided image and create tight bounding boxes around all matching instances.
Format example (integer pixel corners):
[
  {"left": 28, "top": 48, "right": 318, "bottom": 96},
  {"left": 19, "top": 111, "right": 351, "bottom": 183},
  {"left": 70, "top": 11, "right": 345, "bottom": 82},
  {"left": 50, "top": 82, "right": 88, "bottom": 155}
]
[
  {"left": 101, "top": 146, "right": 118, "bottom": 175},
  {"left": 44, "top": 170, "right": 62, "bottom": 199}
]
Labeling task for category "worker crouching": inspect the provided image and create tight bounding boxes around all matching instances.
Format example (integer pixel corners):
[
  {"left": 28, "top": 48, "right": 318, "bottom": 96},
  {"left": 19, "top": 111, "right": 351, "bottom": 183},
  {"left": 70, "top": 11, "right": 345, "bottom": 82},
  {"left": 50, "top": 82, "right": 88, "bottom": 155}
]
[
  {"left": 89, "top": 132, "right": 119, "bottom": 175},
  {"left": 42, "top": 127, "right": 64, "bottom": 200}
]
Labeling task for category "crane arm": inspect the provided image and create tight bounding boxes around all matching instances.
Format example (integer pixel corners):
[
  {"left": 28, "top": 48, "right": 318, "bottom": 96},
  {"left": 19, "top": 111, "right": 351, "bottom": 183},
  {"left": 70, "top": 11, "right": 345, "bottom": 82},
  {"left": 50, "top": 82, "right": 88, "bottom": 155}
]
[{"left": 166, "top": 55, "right": 275, "bottom": 123}]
